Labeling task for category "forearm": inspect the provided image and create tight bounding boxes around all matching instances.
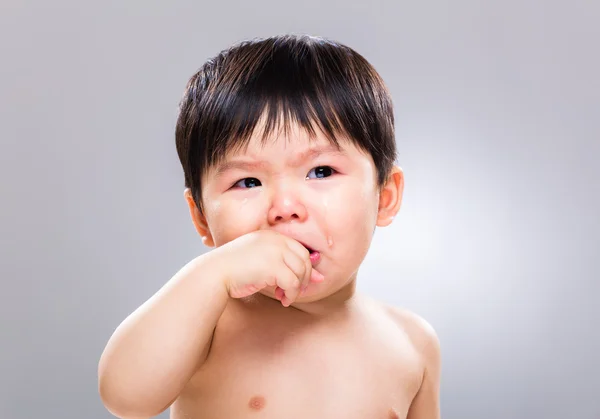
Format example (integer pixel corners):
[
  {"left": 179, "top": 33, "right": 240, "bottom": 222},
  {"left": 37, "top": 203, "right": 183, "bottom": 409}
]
[{"left": 98, "top": 252, "right": 229, "bottom": 418}]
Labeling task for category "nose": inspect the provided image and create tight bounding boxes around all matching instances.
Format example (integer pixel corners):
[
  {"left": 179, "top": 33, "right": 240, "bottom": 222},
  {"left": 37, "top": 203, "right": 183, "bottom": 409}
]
[{"left": 267, "top": 184, "right": 308, "bottom": 225}]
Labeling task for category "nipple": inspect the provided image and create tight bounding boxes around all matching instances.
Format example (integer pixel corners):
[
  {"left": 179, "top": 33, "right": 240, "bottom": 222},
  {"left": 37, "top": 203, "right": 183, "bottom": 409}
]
[{"left": 248, "top": 395, "right": 266, "bottom": 411}]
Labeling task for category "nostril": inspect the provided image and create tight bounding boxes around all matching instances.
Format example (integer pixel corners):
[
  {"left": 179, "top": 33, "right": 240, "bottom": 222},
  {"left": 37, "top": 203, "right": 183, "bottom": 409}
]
[{"left": 274, "top": 213, "right": 300, "bottom": 222}]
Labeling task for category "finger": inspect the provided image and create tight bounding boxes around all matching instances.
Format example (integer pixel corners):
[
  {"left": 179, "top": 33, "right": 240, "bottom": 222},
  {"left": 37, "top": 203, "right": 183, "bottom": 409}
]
[
  {"left": 282, "top": 249, "right": 307, "bottom": 283},
  {"left": 284, "top": 239, "right": 317, "bottom": 287},
  {"left": 284, "top": 237, "right": 311, "bottom": 260},
  {"left": 300, "top": 257, "right": 312, "bottom": 293},
  {"left": 274, "top": 286, "right": 285, "bottom": 301},
  {"left": 276, "top": 269, "right": 301, "bottom": 307},
  {"left": 310, "top": 268, "right": 325, "bottom": 283},
  {"left": 282, "top": 249, "right": 312, "bottom": 294}
]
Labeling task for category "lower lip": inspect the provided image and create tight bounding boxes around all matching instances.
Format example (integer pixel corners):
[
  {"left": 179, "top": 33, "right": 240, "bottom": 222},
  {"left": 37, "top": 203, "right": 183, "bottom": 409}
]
[{"left": 309, "top": 251, "right": 321, "bottom": 264}]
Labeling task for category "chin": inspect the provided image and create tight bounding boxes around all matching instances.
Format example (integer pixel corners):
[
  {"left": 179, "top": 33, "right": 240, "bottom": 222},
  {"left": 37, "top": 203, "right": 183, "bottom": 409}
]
[{"left": 306, "top": 276, "right": 353, "bottom": 299}]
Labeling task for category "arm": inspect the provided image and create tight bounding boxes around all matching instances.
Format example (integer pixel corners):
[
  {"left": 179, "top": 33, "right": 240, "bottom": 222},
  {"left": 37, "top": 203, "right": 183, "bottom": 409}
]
[
  {"left": 97, "top": 252, "right": 229, "bottom": 419},
  {"left": 406, "top": 320, "right": 442, "bottom": 419}
]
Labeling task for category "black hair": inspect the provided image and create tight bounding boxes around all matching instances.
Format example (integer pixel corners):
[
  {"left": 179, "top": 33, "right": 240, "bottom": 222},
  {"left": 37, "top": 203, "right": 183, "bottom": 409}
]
[{"left": 175, "top": 34, "right": 396, "bottom": 212}]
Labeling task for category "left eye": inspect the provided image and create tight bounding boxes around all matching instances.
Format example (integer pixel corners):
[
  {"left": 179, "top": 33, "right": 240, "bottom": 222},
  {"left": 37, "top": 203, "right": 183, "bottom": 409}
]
[{"left": 307, "top": 166, "right": 336, "bottom": 179}]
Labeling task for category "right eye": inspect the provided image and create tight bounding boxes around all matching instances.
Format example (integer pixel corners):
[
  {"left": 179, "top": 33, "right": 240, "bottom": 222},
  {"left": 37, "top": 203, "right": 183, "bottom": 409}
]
[{"left": 232, "top": 177, "right": 262, "bottom": 189}]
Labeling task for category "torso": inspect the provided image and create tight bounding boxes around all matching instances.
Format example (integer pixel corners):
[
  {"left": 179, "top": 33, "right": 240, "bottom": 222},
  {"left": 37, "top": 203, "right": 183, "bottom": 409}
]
[{"left": 171, "top": 294, "right": 424, "bottom": 419}]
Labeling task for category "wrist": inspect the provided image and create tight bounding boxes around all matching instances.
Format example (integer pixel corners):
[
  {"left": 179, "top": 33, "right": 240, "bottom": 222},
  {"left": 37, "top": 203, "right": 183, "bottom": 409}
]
[{"left": 191, "top": 250, "right": 231, "bottom": 300}]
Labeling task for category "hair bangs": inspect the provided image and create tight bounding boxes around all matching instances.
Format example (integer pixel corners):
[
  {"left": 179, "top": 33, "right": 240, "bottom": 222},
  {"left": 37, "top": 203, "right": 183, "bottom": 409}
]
[
  {"left": 197, "top": 49, "right": 367, "bottom": 172},
  {"left": 175, "top": 34, "right": 396, "bottom": 211}
]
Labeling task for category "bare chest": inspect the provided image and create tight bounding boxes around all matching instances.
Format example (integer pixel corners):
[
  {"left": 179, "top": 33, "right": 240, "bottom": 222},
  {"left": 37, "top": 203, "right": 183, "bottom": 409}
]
[{"left": 172, "top": 310, "right": 422, "bottom": 419}]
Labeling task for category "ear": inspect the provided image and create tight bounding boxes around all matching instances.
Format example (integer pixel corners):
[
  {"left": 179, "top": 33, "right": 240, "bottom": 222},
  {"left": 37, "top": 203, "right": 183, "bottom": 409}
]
[
  {"left": 184, "top": 188, "right": 215, "bottom": 247},
  {"left": 376, "top": 165, "right": 404, "bottom": 227}
]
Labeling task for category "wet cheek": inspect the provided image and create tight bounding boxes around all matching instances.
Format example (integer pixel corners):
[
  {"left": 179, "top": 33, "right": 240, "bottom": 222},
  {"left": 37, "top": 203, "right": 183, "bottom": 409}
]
[
  {"left": 324, "top": 188, "right": 378, "bottom": 260},
  {"left": 326, "top": 202, "right": 377, "bottom": 258}
]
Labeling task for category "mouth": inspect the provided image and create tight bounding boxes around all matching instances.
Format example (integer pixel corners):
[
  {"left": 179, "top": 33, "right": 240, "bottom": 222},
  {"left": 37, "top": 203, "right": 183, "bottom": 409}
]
[
  {"left": 299, "top": 242, "right": 321, "bottom": 264},
  {"left": 297, "top": 241, "right": 315, "bottom": 253}
]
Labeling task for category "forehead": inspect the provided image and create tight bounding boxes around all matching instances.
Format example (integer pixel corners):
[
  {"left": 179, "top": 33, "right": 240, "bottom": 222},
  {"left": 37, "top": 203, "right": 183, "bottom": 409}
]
[
  {"left": 240, "top": 129, "right": 340, "bottom": 157},
  {"left": 219, "top": 116, "right": 359, "bottom": 164}
]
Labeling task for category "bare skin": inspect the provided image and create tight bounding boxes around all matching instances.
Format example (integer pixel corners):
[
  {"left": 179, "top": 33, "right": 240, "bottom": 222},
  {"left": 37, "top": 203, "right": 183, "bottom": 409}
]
[
  {"left": 98, "top": 123, "right": 441, "bottom": 418},
  {"left": 99, "top": 248, "right": 440, "bottom": 419},
  {"left": 171, "top": 291, "right": 439, "bottom": 419}
]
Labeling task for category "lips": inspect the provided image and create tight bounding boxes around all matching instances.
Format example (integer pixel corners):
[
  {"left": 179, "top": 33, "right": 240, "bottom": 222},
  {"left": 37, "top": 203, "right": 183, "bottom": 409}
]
[
  {"left": 302, "top": 244, "right": 315, "bottom": 253},
  {"left": 298, "top": 242, "right": 321, "bottom": 264},
  {"left": 309, "top": 251, "right": 321, "bottom": 264},
  {"left": 297, "top": 241, "right": 315, "bottom": 254}
]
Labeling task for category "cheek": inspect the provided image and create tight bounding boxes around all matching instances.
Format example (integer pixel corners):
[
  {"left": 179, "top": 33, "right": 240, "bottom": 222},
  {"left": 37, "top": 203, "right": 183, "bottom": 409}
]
[
  {"left": 205, "top": 197, "right": 265, "bottom": 246},
  {"left": 324, "top": 182, "right": 379, "bottom": 238}
]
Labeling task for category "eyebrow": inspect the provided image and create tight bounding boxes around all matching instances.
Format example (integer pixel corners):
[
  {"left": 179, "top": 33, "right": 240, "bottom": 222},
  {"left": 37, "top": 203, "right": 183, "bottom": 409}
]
[{"left": 214, "top": 144, "right": 347, "bottom": 177}]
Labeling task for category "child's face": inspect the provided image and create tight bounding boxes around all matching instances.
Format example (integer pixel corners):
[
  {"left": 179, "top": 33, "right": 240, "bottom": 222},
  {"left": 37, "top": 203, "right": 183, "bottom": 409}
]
[{"left": 190, "top": 122, "right": 403, "bottom": 301}]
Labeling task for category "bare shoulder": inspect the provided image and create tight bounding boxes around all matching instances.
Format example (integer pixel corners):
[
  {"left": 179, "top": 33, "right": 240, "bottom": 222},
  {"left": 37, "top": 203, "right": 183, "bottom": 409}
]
[
  {"left": 380, "top": 303, "right": 441, "bottom": 363},
  {"left": 364, "top": 300, "right": 442, "bottom": 418}
]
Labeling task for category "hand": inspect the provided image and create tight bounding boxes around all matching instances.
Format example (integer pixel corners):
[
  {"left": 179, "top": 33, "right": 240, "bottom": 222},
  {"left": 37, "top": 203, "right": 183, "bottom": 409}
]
[{"left": 214, "top": 230, "right": 325, "bottom": 306}]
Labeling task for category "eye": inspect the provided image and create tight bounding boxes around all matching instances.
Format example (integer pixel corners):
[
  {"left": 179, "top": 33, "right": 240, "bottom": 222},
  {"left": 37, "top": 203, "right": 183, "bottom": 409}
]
[
  {"left": 307, "top": 166, "right": 335, "bottom": 179},
  {"left": 232, "top": 177, "right": 262, "bottom": 189}
]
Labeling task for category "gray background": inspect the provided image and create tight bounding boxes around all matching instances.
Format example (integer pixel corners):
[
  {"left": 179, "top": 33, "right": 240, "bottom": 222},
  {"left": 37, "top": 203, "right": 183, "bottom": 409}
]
[{"left": 1, "top": 0, "right": 598, "bottom": 418}]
